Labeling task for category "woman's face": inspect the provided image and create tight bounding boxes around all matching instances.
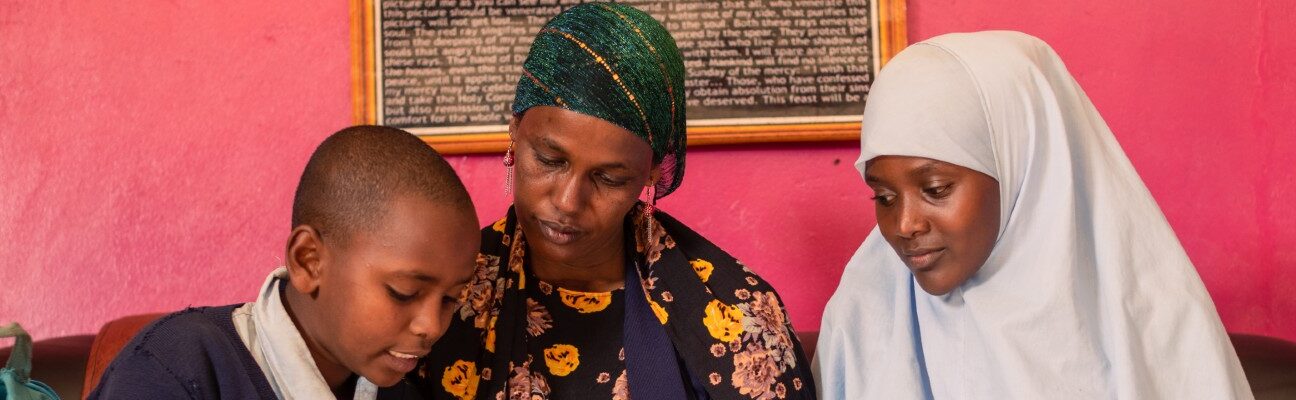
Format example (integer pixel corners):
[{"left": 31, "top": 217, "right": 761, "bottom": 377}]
[
  {"left": 864, "top": 156, "right": 1000, "bottom": 295},
  {"left": 510, "top": 106, "right": 657, "bottom": 267}
]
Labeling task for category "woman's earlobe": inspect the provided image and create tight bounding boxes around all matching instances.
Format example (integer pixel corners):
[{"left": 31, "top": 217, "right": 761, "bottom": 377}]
[
  {"left": 508, "top": 114, "right": 521, "bottom": 142},
  {"left": 648, "top": 166, "right": 663, "bottom": 185}
]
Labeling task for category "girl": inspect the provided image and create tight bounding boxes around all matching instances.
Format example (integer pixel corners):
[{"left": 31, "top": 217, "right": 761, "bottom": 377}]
[{"left": 815, "top": 31, "right": 1251, "bottom": 399}]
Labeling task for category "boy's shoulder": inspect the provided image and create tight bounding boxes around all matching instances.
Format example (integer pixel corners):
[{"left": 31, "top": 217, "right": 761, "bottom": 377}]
[
  {"left": 89, "top": 304, "right": 276, "bottom": 399},
  {"left": 128, "top": 305, "right": 245, "bottom": 354}
]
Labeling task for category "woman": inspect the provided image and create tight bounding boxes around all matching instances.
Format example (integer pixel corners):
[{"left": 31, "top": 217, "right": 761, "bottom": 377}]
[
  {"left": 815, "top": 31, "right": 1252, "bottom": 399},
  {"left": 411, "top": 4, "right": 815, "bottom": 399}
]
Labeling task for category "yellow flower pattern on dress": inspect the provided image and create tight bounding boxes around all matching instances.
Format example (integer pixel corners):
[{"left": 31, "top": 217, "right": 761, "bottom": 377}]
[
  {"left": 543, "top": 344, "right": 581, "bottom": 377},
  {"left": 441, "top": 360, "right": 479, "bottom": 400},
  {"left": 649, "top": 296, "right": 669, "bottom": 324},
  {"left": 558, "top": 288, "right": 612, "bottom": 313},
  {"left": 691, "top": 259, "right": 714, "bottom": 282},
  {"left": 492, "top": 217, "right": 507, "bottom": 232},
  {"left": 703, "top": 299, "right": 746, "bottom": 343}
]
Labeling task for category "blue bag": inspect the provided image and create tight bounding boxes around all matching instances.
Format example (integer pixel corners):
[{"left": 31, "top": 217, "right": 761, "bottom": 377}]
[{"left": 0, "top": 323, "right": 59, "bottom": 400}]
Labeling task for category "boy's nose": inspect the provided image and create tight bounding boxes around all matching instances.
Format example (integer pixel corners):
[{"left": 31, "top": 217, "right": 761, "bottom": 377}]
[{"left": 409, "top": 300, "right": 448, "bottom": 342}]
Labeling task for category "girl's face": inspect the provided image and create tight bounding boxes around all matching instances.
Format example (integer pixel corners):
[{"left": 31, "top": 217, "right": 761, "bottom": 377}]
[{"left": 864, "top": 156, "right": 1000, "bottom": 295}]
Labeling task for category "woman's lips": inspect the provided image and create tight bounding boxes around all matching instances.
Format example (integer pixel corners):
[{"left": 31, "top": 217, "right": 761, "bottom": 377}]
[
  {"left": 538, "top": 219, "right": 582, "bottom": 245},
  {"left": 902, "top": 248, "right": 946, "bottom": 272}
]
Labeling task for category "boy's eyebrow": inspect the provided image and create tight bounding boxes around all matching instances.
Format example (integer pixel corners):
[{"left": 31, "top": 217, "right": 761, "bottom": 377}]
[{"left": 395, "top": 271, "right": 437, "bottom": 283}]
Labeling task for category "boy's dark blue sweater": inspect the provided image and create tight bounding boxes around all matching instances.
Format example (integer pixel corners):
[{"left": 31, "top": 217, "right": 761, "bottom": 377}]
[
  {"left": 87, "top": 304, "right": 278, "bottom": 399},
  {"left": 87, "top": 304, "right": 421, "bottom": 399}
]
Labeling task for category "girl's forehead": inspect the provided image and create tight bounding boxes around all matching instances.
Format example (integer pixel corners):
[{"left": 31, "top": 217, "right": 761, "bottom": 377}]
[
  {"left": 865, "top": 156, "right": 956, "bottom": 175},
  {"left": 865, "top": 156, "right": 999, "bottom": 191}
]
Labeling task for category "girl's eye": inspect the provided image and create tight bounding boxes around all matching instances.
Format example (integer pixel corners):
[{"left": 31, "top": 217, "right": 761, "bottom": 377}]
[
  {"left": 386, "top": 285, "right": 416, "bottom": 303},
  {"left": 871, "top": 194, "right": 895, "bottom": 207},
  {"left": 924, "top": 184, "right": 953, "bottom": 198}
]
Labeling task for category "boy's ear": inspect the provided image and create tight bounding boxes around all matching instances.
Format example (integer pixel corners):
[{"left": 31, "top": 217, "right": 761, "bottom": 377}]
[{"left": 285, "top": 225, "right": 328, "bottom": 297}]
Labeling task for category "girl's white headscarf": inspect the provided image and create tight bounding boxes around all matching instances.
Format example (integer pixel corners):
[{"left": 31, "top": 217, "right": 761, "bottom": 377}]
[{"left": 814, "top": 31, "right": 1252, "bottom": 399}]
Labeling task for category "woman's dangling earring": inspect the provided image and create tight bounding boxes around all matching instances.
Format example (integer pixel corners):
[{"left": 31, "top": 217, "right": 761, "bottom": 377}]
[
  {"left": 641, "top": 183, "right": 656, "bottom": 244},
  {"left": 643, "top": 184, "right": 656, "bottom": 217},
  {"left": 503, "top": 141, "right": 515, "bottom": 193}
]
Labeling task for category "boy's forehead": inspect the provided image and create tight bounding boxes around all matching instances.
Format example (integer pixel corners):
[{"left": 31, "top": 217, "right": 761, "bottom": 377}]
[
  {"left": 334, "top": 196, "right": 479, "bottom": 276},
  {"left": 368, "top": 193, "right": 477, "bottom": 233}
]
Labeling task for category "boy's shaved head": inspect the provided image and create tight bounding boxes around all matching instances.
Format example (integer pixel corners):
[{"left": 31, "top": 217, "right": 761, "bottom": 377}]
[{"left": 291, "top": 125, "right": 472, "bottom": 243}]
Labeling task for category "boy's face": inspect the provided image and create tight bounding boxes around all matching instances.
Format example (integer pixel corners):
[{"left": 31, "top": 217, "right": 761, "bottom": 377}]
[
  {"left": 289, "top": 194, "right": 479, "bottom": 387},
  {"left": 865, "top": 156, "right": 1000, "bottom": 296}
]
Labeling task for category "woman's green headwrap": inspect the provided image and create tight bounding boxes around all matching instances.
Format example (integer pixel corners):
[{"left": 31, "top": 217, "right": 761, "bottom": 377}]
[{"left": 512, "top": 3, "right": 687, "bottom": 199}]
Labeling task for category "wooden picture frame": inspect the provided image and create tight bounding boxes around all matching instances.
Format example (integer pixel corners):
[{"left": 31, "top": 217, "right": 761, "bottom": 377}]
[{"left": 352, "top": 0, "right": 908, "bottom": 154}]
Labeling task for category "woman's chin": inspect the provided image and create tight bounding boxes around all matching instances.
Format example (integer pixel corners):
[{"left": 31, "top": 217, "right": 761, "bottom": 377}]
[{"left": 530, "top": 240, "right": 587, "bottom": 264}]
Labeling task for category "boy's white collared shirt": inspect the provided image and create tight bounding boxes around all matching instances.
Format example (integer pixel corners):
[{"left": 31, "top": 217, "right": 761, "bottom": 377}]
[{"left": 232, "top": 267, "right": 379, "bottom": 400}]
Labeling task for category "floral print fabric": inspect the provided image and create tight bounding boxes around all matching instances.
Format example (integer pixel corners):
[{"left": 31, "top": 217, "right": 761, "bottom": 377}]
[{"left": 411, "top": 206, "right": 816, "bottom": 399}]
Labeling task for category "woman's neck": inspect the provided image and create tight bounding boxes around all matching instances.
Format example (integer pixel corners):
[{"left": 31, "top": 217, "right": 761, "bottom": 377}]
[{"left": 530, "top": 235, "right": 626, "bottom": 292}]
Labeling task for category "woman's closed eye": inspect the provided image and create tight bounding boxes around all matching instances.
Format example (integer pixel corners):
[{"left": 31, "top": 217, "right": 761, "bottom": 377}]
[
  {"left": 535, "top": 152, "right": 565, "bottom": 169},
  {"left": 595, "top": 172, "right": 629, "bottom": 187}
]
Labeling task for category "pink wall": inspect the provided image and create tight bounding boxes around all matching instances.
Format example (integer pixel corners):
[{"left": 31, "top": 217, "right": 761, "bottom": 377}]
[{"left": 2, "top": 0, "right": 1293, "bottom": 344}]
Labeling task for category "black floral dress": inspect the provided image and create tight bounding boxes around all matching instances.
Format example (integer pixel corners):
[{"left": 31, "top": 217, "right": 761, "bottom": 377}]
[{"left": 412, "top": 205, "right": 816, "bottom": 400}]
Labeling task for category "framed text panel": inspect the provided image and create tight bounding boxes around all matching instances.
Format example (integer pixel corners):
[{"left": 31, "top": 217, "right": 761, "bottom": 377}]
[{"left": 352, "top": 0, "right": 908, "bottom": 153}]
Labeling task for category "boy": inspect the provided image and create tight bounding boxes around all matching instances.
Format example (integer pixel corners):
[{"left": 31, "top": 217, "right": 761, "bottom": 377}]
[{"left": 90, "top": 126, "right": 480, "bottom": 399}]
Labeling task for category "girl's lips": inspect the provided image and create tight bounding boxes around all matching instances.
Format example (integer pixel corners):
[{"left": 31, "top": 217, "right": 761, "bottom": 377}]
[{"left": 903, "top": 248, "right": 946, "bottom": 271}]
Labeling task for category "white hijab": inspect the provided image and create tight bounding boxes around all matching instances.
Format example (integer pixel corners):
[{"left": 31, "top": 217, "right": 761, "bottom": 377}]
[{"left": 814, "top": 31, "right": 1252, "bottom": 399}]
